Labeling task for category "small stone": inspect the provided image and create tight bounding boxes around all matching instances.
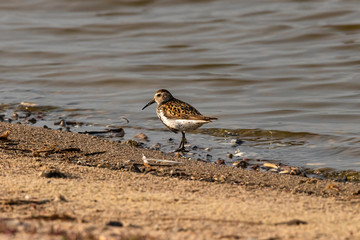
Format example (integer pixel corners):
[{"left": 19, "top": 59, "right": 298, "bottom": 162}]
[
  {"left": 279, "top": 165, "right": 291, "bottom": 172},
  {"left": 60, "top": 119, "right": 66, "bottom": 127},
  {"left": 335, "top": 177, "right": 348, "bottom": 182},
  {"left": 151, "top": 143, "right": 161, "bottom": 150},
  {"left": 106, "top": 221, "right": 123, "bottom": 227},
  {"left": 290, "top": 167, "right": 301, "bottom": 175},
  {"left": 226, "top": 153, "right": 233, "bottom": 159},
  {"left": 275, "top": 219, "right": 307, "bottom": 226},
  {"left": 306, "top": 178, "right": 318, "bottom": 184},
  {"left": 352, "top": 190, "right": 360, "bottom": 196},
  {"left": 12, "top": 112, "right": 19, "bottom": 120},
  {"left": 128, "top": 163, "right": 141, "bottom": 173},
  {"left": 251, "top": 164, "right": 260, "bottom": 170},
  {"left": 39, "top": 167, "right": 68, "bottom": 178},
  {"left": 123, "top": 140, "right": 142, "bottom": 147},
  {"left": 204, "top": 147, "right": 211, "bottom": 151},
  {"left": 196, "top": 158, "right": 207, "bottom": 162},
  {"left": 233, "top": 161, "right": 248, "bottom": 168},
  {"left": 230, "top": 139, "right": 244, "bottom": 147},
  {"left": 134, "top": 133, "right": 148, "bottom": 141},
  {"left": 0, "top": 131, "right": 10, "bottom": 140},
  {"left": 192, "top": 146, "right": 198, "bottom": 150},
  {"left": 27, "top": 118, "right": 37, "bottom": 124},
  {"left": 110, "top": 128, "right": 125, "bottom": 137},
  {"left": 216, "top": 159, "right": 225, "bottom": 165},
  {"left": 54, "top": 194, "right": 68, "bottom": 202},
  {"left": 24, "top": 111, "right": 31, "bottom": 118}
]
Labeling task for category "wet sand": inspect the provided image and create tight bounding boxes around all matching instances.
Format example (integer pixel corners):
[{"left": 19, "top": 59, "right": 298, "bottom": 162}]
[{"left": 0, "top": 122, "right": 360, "bottom": 240}]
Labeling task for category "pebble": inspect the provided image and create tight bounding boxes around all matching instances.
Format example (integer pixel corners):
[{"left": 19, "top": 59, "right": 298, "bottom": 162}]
[
  {"left": 60, "top": 119, "right": 66, "bottom": 127},
  {"left": 352, "top": 190, "right": 360, "bottom": 196},
  {"left": 24, "top": 111, "right": 31, "bottom": 118},
  {"left": 216, "top": 159, "right": 225, "bottom": 165},
  {"left": 175, "top": 152, "right": 183, "bottom": 158},
  {"left": 112, "top": 128, "right": 125, "bottom": 137},
  {"left": 204, "top": 147, "right": 211, "bottom": 151},
  {"left": 233, "top": 161, "right": 248, "bottom": 168},
  {"left": 12, "top": 112, "right": 19, "bottom": 120},
  {"left": 27, "top": 118, "right": 37, "bottom": 124},
  {"left": 122, "top": 140, "right": 142, "bottom": 147},
  {"left": 335, "top": 177, "right": 348, "bottom": 182},
  {"left": 226, "top": 153, "right": 233, "bottom": 159},
  {"left": 251, "top": 164, "right": 260, "bottom": 170},
  {"left": 151, "top": 143, "right": 161, "bottom": 150},
  {"left": 230, "top": 139, "right": 244, "bottom": 147},
  {"left": 54, "top": 194, "right": 68, "bottom": 202},
  {"left": 106, "top": 221, "right": 123, "bottom": 227},
  {"left": 290, "top": 168, "right": 301, "bottom": 175},
  {"left": 134, "top": 133, "right": 148, "bottom": 141},
  {"left": 39, "top": 167, "right": 68, "bottom": 178}
]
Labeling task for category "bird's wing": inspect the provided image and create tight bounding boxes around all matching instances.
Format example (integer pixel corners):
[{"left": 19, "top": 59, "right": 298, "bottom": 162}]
[{"left": 162, "top": 99, "right": 217, "bottom": 122}]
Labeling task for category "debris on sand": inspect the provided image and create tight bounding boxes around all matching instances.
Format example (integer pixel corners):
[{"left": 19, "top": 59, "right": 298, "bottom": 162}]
[
  {"left": 0, "top": 131, "right": 10, "bottom": 140},
  {"left": 233, "top": 160, "right": 248, "bottom": 168},
  {"left": 39, "top": 167, "right": 68, "bottom": 178},
  {"left": 106, "top": 221, "right": 123, "bottom": 227},
  {"left": 134, "top": 133, "right": 148, "bottom": 141},
  {"left": 275, "top": 219, "right": 307, "bottom": 226},
  {"left": 142, "top": 154, "right": 184, "bottom": 165},
  {"left": 216, "top": 159, "right": 225, "bottom": 165},
  {"left": 25, "top": 213, "right": 75, "bottom": 221},
  {"left": 0, "top": 198, "right": 51, "bottom": 206},
  {"left": 122, "top": 140, "right": 142, "bottom": 147}
]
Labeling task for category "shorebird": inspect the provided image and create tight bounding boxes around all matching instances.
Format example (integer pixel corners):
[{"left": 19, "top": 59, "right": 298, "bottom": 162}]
[{"left": 142, "top": 89, "right": 217, "bottom": 152}]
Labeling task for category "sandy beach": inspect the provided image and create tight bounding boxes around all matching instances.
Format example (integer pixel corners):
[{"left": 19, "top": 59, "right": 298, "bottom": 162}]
[{"left": 0, "top": 122, "right": 360, "bottom": 240}]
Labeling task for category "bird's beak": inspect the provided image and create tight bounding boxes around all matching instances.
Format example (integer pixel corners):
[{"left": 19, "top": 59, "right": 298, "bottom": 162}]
[{"left": 142, "top": 99, "right": 155, "bottom": 110}]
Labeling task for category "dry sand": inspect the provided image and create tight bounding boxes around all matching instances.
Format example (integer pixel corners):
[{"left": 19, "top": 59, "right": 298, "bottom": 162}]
[{"left": 0, "top": 122, "right": 360, "bottom": 240}]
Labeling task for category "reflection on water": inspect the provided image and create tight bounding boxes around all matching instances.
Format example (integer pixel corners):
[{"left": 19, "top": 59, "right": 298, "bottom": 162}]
[{"left": 1, "top": 0, "right": 360, "bottom": 170}]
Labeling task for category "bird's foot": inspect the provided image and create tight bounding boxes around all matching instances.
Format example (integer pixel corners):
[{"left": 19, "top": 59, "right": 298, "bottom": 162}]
[{"left": 174, "top": 147, "right": 189, "bottom": 153}]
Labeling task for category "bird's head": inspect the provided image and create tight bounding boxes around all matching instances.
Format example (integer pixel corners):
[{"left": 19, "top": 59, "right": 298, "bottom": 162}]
[{"left": 142, "top": 89, "right": 173, "bottom": 110}]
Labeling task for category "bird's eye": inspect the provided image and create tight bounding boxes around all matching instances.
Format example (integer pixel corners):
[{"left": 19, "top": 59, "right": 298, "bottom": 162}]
[{"left": 156, "top": 94, "right": 161, "bottom": 97}]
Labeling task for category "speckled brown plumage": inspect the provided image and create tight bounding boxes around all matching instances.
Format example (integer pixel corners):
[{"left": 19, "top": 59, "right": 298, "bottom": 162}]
[{"left": 142, "top": 89, "right": 217, "bottom": 152}]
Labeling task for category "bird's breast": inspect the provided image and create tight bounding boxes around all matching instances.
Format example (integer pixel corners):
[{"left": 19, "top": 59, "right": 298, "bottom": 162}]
[{"left": 157, "top": 109, "right": 207, "bottom": 132}]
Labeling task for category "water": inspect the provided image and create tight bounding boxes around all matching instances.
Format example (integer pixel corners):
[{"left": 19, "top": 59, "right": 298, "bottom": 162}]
[{"left": 1, "top": 0, "right": 360, "bottom": 171}]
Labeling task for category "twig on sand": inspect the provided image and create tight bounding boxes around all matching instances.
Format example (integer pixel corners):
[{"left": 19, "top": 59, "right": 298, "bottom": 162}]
[{"left": 142, "top": 154, "right": 184, "bottom": 165}]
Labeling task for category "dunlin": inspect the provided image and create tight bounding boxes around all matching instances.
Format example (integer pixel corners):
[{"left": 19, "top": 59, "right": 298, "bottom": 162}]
[{"left": 142, "top": 89, "right": 217, "bottom": 152}]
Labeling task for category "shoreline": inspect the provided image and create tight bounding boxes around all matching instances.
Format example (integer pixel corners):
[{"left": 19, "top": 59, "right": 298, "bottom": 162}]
[
  {"left": 2, "top": 104, "right": 360, "bottom": 180},
  {"left": 1, "top": 122, "right": 360, "bottom": 239}
]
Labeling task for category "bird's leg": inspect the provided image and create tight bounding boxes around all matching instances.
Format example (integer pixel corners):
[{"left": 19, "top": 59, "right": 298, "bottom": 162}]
[{"left": 175, "top": 131, "right": 188, "bottom": 152}]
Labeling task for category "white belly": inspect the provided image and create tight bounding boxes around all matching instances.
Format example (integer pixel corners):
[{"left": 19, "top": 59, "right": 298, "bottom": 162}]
[{"left": 157, "top": 111, "right": 207, "bottom": 132}]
